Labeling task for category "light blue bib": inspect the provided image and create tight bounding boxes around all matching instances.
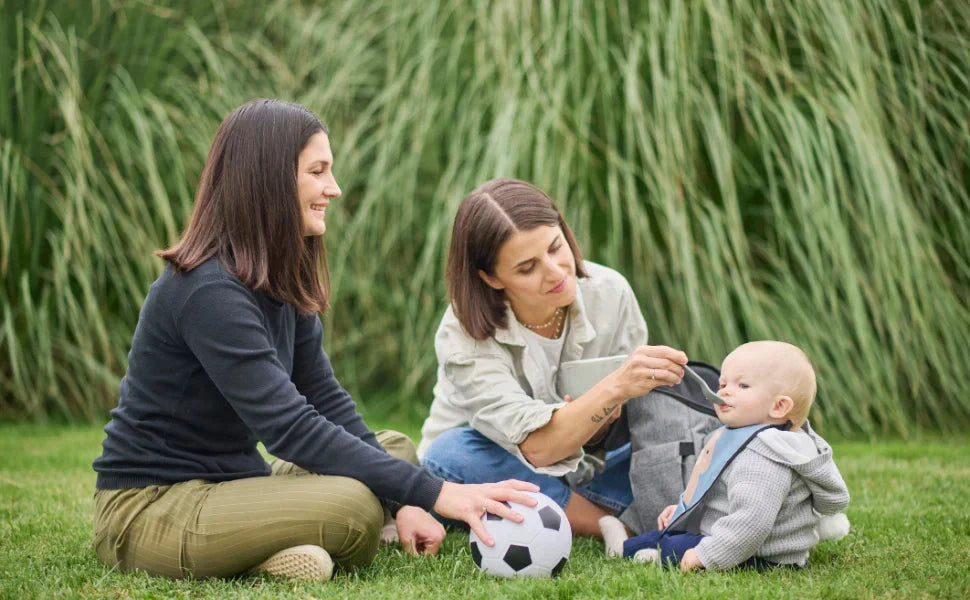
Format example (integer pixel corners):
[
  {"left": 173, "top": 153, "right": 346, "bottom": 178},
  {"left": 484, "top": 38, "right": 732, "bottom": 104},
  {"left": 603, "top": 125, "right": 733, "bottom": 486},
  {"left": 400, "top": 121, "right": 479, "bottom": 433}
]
[{"left": 665, "top": 423, "right": 779, "bottom": 532}]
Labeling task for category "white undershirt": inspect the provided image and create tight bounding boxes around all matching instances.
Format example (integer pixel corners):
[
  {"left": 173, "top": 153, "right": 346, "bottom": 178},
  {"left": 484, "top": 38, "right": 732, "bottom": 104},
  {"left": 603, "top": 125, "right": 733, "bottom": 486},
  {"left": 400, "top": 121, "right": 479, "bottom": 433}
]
[{"left": 522, "top": 317, "right": 570, "bottom": 400}]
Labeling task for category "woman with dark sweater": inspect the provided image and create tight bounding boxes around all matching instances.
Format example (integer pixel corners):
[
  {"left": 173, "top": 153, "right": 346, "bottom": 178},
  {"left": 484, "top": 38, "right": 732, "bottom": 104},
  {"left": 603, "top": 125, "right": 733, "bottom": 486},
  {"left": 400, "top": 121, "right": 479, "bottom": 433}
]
[{"left": 92, "top": 100, "right": 536, "bottom": 581}]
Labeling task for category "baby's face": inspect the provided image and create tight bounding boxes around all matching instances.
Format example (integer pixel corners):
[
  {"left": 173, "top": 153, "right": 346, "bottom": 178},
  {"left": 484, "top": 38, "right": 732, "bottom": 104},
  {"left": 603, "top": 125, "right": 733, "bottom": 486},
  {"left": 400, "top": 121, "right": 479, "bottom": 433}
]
[{"left": 714, "top": 346, "right": 789, "bottom": 428}]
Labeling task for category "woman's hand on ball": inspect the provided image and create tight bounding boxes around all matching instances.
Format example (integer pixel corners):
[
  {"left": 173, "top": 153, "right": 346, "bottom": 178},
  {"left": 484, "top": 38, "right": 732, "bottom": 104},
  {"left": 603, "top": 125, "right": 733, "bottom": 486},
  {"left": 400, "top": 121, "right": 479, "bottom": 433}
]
[
  {"left": 607, "top": 345, "right": 687, "bottom": 400},
  {"left": 433, "top": 480, "right": 540, "bottom": 546}
]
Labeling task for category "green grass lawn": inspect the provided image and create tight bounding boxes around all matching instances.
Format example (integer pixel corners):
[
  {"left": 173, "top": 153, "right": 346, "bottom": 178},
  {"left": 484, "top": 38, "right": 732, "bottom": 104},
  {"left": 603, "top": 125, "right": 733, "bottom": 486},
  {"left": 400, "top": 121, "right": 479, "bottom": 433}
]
[{"left": 1, "top": 423, "right": 968, "bottom": 600}]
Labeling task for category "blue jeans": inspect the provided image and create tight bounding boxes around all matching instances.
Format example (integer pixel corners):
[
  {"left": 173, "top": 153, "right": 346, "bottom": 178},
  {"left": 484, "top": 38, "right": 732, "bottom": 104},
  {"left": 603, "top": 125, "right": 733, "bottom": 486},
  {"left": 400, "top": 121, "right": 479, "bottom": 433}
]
[{"left": 421, "top": 427, "right": 633, "bottom": 515}]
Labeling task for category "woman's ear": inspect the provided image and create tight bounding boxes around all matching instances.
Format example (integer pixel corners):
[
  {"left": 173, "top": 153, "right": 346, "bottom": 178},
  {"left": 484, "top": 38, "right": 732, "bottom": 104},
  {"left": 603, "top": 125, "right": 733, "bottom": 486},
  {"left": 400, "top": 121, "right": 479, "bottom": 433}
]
[
  {"left": 770, "top": 395, "right": 794, "bottom": 420},
  {"left": 478, "top": 269, "right": 505, "bottom": 290}
]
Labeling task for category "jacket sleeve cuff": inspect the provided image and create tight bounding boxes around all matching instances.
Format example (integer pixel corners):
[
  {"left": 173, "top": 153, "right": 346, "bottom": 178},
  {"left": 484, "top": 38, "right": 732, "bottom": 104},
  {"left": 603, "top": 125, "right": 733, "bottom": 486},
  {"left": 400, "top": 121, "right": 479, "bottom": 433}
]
[
  {"left": 405, "top": 471, "right": 446, "bottom": 512},
  {"left": 693, "top": 539, "right": 730, "bottom": 571}
]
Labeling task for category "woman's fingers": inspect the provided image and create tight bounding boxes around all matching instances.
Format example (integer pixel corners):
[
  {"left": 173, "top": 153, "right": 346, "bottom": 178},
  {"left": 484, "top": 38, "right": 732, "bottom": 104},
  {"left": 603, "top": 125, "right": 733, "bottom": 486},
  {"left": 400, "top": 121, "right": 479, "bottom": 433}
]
[
  {"left": 490, "top": 489, "right": 539, "bottom": 509},
  {"left": 497, "top": 479, "right": 541, "bottom": 492},
  {"left": 655, "top": 357, "right": 686, "bottom": 376},
  {"left": 422, "top": 526, "right": 445, "bottom": 555},
  {"left": 645, "top": 359, "right": 685, "bottom": 383},
  {"left": 484, "top": 498, "right": 525, "bottom": 523},
  {"left": 473, "top": 482, "right": 540, "bottom": 542},
  {"left": 435, "top": 481, "right": 542, "bottom": 546},
  {"left": 639, "top": 345, "right": 688, "bottom": 365},
  {"left": 612, "top": 346, "right": 690, "bottom": 398},
  {"left": 630, "top": 349, "right": 686, "bottom": 383},
  {"left": 468, "top": 515, "right": 494, "bottom": 546},
  {"left": 482, "top": 481, "right": 540, "bottom": 523}
]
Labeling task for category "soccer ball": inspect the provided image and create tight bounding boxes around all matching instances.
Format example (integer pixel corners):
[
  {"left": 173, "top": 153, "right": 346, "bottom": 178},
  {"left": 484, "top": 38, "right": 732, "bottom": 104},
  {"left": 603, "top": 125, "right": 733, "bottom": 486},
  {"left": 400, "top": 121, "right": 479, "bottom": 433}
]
[{"left": 468, "top": 491, "right": 571, "bottom": 578}]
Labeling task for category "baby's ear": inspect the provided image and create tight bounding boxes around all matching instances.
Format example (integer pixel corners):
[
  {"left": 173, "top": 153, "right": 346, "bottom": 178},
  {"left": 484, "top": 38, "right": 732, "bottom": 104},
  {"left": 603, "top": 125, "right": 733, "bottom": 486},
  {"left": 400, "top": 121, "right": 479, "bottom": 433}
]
[{"left": 770, "top": 395, "right": 794, "bottom": 420}]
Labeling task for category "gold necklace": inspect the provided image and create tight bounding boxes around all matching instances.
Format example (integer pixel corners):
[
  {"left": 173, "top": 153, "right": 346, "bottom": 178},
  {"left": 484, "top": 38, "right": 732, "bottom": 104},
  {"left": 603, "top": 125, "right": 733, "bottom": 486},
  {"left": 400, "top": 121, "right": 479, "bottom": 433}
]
[
  {"left": 552, "top": 308, "right": 566, "bottom": 339},
  {"left": 518, "top": 306, "right": 564, "bottom": 330}
]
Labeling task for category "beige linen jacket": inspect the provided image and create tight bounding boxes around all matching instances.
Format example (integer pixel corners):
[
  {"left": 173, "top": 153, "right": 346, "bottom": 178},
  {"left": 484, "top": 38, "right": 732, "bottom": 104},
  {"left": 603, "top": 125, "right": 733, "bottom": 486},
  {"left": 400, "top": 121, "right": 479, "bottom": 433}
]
[{"left": 417, "top": 262, "right": 648, "bottom": 478}]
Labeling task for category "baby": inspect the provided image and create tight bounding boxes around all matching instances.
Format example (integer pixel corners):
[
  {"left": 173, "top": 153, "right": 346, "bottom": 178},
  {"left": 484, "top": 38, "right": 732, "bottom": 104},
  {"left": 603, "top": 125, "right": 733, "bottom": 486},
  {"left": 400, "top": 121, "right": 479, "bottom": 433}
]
[{"left": 600, "top": 341, "right": 850, "bottom": 571}]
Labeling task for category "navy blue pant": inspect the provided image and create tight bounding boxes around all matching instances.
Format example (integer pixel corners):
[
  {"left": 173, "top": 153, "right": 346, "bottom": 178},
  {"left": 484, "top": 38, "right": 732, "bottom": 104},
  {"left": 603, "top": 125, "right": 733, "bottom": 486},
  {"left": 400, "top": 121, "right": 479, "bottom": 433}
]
[
  {"left": 623, "top": 529, "right": 704, "bottom": 565},
  {"left": 623, "top": 529, "right": 793, "bottom": 570}
]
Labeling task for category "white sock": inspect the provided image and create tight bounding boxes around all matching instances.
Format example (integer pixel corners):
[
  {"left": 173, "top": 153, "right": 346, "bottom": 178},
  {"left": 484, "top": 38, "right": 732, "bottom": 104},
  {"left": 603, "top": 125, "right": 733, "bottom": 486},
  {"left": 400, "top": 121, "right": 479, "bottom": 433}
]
[
  {"left": 633, "top": 548, "right": 659, "bottom": 563},
  {"left": 598, "top": 516, "right": 629, "bottom": 557},
  {"left": 380, "top": 519, "right": 399, "bottom": 544}
]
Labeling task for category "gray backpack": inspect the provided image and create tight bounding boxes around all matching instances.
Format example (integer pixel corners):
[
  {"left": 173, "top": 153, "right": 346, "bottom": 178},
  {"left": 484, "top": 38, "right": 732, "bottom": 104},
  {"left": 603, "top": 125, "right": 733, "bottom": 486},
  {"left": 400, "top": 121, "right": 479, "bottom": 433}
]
[{"left": 600, "top": 361, "right": 722, "bottom": 535}]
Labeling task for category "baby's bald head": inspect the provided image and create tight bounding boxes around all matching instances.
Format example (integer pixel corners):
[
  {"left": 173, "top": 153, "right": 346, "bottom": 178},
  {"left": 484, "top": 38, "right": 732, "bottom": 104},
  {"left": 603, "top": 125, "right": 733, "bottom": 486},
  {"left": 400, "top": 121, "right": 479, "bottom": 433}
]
[{"left": 722, "top": 341, "right": 817, "bottom": 428}]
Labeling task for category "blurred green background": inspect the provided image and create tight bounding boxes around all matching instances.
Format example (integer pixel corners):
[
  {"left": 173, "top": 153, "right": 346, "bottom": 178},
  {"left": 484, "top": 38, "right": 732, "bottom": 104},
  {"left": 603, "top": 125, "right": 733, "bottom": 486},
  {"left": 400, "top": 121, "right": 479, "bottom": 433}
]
[{"left": 1, "top": 0, "right": 968, "bottom": 437}]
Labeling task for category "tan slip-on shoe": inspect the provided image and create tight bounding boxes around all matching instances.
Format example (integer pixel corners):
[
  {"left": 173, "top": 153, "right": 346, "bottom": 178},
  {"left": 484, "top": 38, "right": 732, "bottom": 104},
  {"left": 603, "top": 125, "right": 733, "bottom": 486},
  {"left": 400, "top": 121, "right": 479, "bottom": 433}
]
[{"left": 248, "top": 544, "right": 334, "bottom": 581}]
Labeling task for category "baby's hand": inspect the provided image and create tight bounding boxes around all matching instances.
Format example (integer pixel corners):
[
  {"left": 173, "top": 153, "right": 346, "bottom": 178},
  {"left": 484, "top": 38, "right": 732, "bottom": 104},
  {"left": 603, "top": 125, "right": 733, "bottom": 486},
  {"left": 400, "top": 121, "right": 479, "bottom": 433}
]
[
  {"left": 680, "top": 548, "right": 704, "bottom": 572},
  {"left": 657, "top": 504, "right": 677, "bottom": 529}
]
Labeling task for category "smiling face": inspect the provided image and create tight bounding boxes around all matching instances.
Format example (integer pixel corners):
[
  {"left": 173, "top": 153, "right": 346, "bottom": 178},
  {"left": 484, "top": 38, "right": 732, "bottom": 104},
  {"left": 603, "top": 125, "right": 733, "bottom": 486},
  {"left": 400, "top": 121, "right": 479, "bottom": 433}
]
[
  {"left": 478, "top": 225, "right": 577, "bottom": 325},
  {"left": 297, "top": 131, "right": 341, "bottom": 237},
  {"left": 715, "top": 342, "right": 804, "bottom": 428}
]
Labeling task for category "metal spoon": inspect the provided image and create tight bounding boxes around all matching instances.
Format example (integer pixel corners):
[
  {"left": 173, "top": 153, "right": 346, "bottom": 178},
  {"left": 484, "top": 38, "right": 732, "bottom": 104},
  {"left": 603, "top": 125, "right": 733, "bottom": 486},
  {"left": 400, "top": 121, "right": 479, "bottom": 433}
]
[{"left": 683, "top": 365, "right": 725, "bottom": 405}]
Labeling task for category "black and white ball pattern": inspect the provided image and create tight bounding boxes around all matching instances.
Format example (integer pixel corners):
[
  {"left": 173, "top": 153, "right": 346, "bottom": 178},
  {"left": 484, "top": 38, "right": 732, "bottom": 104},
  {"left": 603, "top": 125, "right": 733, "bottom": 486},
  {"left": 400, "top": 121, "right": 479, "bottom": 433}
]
[{"left": 468, "top": 491, "right": 571, "bottom": 578}]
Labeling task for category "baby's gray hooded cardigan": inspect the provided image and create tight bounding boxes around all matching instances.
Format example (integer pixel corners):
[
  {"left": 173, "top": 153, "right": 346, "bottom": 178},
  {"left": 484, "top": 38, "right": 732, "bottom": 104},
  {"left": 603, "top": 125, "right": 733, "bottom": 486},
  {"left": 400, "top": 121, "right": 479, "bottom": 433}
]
[{"left": 682, "top": 423, "right": 849, "bottom": 569}]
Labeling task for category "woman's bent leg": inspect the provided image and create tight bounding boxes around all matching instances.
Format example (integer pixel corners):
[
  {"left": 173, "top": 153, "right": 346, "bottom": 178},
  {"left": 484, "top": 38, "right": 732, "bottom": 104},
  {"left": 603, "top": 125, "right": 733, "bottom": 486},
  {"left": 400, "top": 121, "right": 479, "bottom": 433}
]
[
  {"left": 92, "top": 429, "right": 422, "bottom": 578},
  {"left": 184, "top": 430, "right": 419, "bottom": 576},
  {"left": 374, "top": 430, "right": 420, "bottom": 465},
  {"left": 421, "top": 428, "right": 571, "bottom": 508},
  {"left": 421, "top": 428, "right": 616, "bottom": 534},
  {"left": 94, "top": 475, "right": 383, "bottom": 579},
  {"left": 422, "top": 428, "right": 632, "bottom": 537},
  {"left": 182, "top": 473, "right": 384, "bottom": 577},
  {"left": 94, "top": 485, "right": 185, "bottom": 578}
]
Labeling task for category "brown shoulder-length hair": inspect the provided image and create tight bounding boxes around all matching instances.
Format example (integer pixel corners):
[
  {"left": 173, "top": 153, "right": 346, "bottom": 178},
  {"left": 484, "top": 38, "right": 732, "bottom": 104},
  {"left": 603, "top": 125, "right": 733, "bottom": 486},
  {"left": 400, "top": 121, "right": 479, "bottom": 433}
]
[
  {"left": 157, "top": 99, "right": 331, "bottom": 314},
  {"left": 447, "top": 178, "right": 588, "bottom": 340}
]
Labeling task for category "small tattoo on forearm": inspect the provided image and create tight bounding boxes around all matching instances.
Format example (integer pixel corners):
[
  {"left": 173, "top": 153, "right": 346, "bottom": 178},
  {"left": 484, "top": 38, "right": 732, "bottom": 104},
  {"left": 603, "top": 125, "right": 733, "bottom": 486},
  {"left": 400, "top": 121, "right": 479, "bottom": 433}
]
[{"left": 591, "top": 404, "right": 619, "bottom": 424}]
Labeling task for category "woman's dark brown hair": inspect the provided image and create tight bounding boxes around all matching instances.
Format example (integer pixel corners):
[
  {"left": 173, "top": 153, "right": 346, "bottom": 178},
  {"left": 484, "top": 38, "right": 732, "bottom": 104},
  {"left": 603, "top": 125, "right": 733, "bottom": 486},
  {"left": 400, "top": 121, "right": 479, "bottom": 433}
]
[
  {"left": 447, "top": 178, "right": 588, "bottom": 340},
  {"left": 158, "top": 99, "right": 331, "bottom": 314}
]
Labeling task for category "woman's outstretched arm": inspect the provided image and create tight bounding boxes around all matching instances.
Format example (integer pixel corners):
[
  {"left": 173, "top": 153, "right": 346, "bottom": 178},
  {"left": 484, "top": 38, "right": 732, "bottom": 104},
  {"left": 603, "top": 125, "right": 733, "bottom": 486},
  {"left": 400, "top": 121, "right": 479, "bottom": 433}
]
[{"left": 518, "top": 345, "right": 688, "bottom": 466}]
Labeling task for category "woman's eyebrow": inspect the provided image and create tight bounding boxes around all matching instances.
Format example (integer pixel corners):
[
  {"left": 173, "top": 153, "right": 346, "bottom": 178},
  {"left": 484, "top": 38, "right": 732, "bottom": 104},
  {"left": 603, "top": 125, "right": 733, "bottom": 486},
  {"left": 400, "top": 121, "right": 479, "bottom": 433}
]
[{"left": 512, "top": 235, "right": 563, "bottom": 269}]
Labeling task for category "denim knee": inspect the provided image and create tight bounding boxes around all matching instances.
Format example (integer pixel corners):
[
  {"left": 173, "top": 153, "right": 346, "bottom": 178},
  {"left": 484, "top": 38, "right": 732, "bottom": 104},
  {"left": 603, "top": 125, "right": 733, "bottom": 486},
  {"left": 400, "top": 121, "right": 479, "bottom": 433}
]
[
  {"left": 421, "top": 428, "right": 571, "bottom": 508},
  {"left": 420, "top": 428, "right": 485, "bottom": 483}
]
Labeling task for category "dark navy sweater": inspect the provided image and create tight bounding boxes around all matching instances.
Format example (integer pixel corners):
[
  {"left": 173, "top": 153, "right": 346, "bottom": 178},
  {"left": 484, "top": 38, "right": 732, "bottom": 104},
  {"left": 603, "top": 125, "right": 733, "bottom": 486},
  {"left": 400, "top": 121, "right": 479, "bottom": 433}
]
[{"left": 93, "top": 258, "right": 444, "bottom": 511}]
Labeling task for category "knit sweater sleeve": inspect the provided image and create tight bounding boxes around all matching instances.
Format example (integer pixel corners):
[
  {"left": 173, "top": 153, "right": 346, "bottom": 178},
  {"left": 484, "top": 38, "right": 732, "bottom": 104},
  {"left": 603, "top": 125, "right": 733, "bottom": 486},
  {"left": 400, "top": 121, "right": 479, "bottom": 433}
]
[
  {"left": 176, "top": 278, "right": 443, "bottom": 510},
  {"left": 693, "top": 450, "right": 792, "bottom": 570},
  {"left": 291, "top": 313, "right": 381, "bottom": 450}
]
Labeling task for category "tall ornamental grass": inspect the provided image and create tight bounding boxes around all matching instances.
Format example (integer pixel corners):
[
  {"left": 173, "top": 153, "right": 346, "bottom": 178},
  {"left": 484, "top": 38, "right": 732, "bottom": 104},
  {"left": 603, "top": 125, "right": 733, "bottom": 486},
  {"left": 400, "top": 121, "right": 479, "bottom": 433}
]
[{"left": 2, "top": 0, "right": 968, "bottom": 436}]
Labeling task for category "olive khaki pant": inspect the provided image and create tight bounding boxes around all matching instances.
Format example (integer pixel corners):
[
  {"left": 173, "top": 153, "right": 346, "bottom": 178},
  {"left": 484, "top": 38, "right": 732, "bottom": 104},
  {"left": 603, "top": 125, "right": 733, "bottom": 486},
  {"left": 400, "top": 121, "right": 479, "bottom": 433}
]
[{"left": 93, "top": 430, "right": 418, "bottom": 578}]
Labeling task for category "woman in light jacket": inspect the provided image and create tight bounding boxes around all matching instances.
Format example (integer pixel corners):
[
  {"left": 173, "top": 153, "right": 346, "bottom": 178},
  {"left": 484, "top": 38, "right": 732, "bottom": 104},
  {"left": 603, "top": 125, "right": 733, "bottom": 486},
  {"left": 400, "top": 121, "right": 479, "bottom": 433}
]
[{"left": 419, "top": 178, "right": 708, "bottom": 536}]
